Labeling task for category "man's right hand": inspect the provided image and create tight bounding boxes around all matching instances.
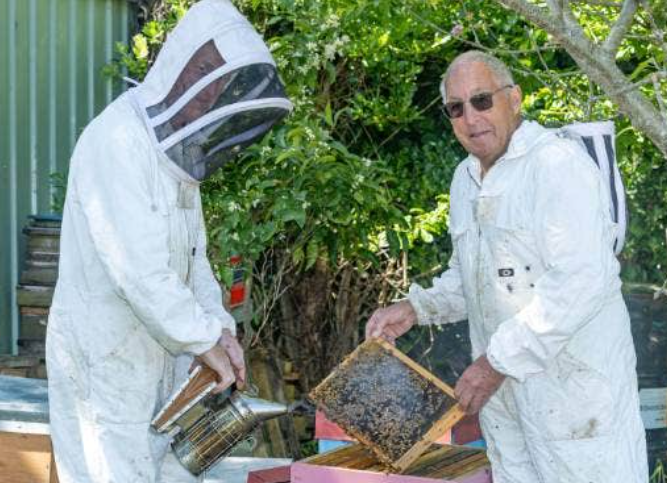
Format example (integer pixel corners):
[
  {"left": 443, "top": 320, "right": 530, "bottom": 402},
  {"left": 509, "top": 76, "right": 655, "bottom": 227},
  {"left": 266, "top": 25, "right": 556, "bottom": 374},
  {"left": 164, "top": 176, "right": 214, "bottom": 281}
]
[{"left": 365, "top": 300, "right": 418, "bottom": 344}]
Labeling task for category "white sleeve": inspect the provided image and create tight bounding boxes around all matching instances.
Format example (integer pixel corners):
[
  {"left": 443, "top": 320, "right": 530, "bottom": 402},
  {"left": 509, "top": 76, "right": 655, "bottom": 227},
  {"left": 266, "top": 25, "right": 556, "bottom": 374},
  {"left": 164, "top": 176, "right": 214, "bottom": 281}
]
[
  {"left": 486, "top": 141, "right": 614, "bottom": 381},
  {"left": 407, "top": 246, "right": 467, "bottom": 326},
  {"left": 192, "top": 206, "right": 237, "bottom": 336},
  {"left": 72, "top": 125, "right": 222, "bottom": 356}
]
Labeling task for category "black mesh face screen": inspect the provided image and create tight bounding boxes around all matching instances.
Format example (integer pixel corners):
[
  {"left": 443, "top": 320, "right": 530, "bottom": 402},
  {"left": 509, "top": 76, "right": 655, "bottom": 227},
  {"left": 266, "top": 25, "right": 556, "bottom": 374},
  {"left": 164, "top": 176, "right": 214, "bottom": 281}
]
[
  {"left": 153, "top": 64, "right": 286, "bottom": 143},
  {"left": 164, "top": 106, "right": 288, "bottom": 180}
]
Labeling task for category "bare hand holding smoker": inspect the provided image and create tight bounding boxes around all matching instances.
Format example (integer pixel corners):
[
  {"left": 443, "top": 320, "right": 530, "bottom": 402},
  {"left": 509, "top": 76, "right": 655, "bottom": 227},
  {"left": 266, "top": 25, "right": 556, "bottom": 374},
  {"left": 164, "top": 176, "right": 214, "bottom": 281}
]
[{"left": 196, "top": 329, "right": 246, "bottom": 393}]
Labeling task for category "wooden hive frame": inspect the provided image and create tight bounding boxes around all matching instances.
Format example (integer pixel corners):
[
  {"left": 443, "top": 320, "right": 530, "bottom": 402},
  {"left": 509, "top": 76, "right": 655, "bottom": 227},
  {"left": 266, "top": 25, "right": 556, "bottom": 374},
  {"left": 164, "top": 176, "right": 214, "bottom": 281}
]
[{"left": 309, "top": 339, "right": 465, "bottom": 472}]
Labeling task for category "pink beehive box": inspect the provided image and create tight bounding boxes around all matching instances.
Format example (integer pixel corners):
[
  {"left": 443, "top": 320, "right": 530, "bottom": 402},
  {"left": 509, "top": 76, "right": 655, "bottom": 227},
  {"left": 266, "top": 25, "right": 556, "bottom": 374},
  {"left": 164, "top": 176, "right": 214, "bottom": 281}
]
[{"left": 289, "top": 442, "right": 491, "bottom": 483}]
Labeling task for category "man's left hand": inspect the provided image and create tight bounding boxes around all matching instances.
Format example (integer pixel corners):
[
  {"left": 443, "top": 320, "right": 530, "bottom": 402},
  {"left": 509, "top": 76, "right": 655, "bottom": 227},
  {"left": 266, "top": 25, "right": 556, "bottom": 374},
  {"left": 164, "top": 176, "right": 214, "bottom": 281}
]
[
  {"left": 219, "top": 329, "right": 246, "bottom": 389},
  {"left": 455, "top": 355, "right": 505, "bottom": 415}
]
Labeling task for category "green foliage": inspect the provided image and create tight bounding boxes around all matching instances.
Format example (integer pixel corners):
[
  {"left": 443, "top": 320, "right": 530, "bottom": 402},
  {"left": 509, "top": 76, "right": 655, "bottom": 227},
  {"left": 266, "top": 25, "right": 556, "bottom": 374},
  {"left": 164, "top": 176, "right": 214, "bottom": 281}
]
[
  {"left": 105, "top": 0, "right": 667, "bottom": 289},
  {"left": 651, "top": 460, "right": 666, "bottom": 483},
  {"left": 202, "top": 116, "right": 408, "bottom": 284},
  {"left": 49, "top": 172, "right": 68, "bottom": 215},
  {"left": 102, "top": 0, "right": 194, "bottom": 82},
  {"left": 224, "top": 0, "right": 467, "bottom": 279}
]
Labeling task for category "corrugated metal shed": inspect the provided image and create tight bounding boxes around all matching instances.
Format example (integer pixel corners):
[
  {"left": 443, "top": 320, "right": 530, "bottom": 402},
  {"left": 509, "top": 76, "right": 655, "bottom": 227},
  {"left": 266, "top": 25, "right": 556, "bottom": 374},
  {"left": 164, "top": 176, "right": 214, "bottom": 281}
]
[{"left": 0, "top": 0, "right": 135, "bottom": 353}]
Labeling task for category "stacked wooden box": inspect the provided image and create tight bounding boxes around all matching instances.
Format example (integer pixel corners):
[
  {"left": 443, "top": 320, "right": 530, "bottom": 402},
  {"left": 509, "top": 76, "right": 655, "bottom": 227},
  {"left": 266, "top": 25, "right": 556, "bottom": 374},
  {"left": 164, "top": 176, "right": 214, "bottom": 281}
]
[{"left": 16, "top": 215, "right": 60, "bottom": 375}]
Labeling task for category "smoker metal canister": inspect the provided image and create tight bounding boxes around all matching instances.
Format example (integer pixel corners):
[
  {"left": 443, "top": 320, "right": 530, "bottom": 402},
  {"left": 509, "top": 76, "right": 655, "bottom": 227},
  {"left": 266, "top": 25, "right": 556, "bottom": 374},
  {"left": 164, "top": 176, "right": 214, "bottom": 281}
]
[{"left": 172, "top": 391, "right": 288, "bottom": 475}]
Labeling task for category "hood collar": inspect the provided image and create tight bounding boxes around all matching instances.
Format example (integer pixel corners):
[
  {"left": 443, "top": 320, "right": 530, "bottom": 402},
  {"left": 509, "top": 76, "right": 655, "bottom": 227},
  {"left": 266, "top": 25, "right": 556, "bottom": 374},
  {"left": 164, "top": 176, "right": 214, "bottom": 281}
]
[{"left": 465, "top": 120, "right": 552, "bottom": 184}]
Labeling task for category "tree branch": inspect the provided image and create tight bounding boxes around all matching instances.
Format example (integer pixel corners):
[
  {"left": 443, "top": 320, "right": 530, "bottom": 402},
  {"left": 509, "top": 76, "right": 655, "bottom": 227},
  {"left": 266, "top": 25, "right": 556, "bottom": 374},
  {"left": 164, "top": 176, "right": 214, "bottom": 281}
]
[
  {"left": 639, "top": 0, "right": 667, "bottom": 59},
  {"left": 588, "top": 70, "right": 667, "bottom": 100},
  {"left": 546, "top": 0, "right": 564, "bottom": 17},
  {"left": 602, "top": 0, "right": 638, "bottom": 58},
  {"left": 571, "top": 0, "right": 623, "bottom": 7},
  {"left": 494, "top": 0, "right": 667, "bottom": 158},
  {"left": 652, "top": 73, "right": 667, "bottom": 123}
]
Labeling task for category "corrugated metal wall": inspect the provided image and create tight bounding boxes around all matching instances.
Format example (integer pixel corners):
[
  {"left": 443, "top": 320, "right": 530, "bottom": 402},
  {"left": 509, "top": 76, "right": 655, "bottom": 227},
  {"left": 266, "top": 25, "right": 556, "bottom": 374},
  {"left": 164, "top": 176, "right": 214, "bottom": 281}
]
[{"left": 0, "top": 0, "right": 135, "bottom": 353}]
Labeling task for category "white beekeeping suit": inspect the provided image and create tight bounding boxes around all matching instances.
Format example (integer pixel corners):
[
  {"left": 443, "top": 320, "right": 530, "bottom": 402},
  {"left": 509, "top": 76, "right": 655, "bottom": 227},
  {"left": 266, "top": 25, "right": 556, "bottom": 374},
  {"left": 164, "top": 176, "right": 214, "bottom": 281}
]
[
  {"left": 408, "top": 120, "right": 647, "bottom": 483},
  {"left": 45, "top": 1, "right": 292, "bottom": 481}
]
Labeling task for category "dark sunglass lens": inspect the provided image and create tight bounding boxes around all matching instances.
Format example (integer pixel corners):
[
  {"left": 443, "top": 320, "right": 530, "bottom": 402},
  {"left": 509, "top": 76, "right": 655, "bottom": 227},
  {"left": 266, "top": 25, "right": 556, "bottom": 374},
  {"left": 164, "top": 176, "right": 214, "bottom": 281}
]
[
  {"left": 445, "top": 102, "right": 464, "bottom": 118},
  {"left": 470, "top": 93, "right": 494, "bottom": 112}
]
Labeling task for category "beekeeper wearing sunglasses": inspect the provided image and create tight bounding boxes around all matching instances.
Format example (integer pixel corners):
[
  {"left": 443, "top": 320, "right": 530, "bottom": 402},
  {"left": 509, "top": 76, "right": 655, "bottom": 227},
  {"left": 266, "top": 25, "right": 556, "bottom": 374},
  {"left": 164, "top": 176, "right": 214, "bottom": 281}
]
[
  {"left": 366, "top": 50, "right": 646, "bottom": 483},
  {"left": 45, "top": 1, "right": 291, "bottom": 481}
]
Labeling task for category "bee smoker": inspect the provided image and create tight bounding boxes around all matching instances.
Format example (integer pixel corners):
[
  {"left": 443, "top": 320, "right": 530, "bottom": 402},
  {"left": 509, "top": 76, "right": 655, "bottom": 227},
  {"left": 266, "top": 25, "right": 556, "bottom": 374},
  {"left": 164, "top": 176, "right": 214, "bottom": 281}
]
[{"left": 151, "top": 365, "right": 288, "bottom": 476}]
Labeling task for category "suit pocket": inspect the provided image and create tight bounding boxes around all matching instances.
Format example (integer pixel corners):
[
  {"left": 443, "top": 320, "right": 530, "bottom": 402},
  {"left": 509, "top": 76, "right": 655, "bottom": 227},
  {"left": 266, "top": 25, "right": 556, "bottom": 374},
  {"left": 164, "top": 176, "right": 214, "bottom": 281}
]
[{"left": 516, "top": 350, "right": 615, "bottom": 442}]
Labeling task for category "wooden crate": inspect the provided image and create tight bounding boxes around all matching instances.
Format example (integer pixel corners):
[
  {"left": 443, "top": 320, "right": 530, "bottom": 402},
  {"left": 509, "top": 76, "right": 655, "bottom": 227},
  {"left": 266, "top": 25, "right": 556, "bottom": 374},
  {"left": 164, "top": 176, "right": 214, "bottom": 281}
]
[
  {"left": 16, "top": 286, "right": 54, "bottom": 309},
  {"left": 291, "top": 443, "right": 490, "bottom": 483},
  {"left": 0, "top": 374, "right": 58, "bottom": 482},
  {"left": 0, "top": 432, "right": 59, "bottom": 483},
  {"left": 0, "top": 355, "right": 42, "bottom": 379},
  {"left": 309, "top": 339, "right": 464, "bottom": 472}
]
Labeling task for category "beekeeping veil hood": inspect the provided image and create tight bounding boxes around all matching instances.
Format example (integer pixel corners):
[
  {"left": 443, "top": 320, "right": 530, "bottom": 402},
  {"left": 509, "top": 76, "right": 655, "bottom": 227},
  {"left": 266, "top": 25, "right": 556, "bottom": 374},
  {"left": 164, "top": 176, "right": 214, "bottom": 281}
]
[{"left": 133, "top": 0, "right": 292, "bottom": 181}]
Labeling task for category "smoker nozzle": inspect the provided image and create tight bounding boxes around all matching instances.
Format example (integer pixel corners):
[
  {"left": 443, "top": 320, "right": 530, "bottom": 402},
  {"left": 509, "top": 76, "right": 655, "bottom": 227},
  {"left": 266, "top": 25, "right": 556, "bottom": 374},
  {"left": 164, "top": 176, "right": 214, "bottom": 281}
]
[{"left": 287, "top": 399, "right": 316, "bottom": 416}]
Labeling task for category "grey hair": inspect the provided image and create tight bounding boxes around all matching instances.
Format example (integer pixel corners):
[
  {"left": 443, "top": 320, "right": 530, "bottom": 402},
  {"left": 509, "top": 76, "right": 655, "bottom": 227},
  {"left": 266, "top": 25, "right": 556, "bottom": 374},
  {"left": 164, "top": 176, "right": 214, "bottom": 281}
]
[{"left": 440, "top": 51, "right": 514, "bottom": 103}]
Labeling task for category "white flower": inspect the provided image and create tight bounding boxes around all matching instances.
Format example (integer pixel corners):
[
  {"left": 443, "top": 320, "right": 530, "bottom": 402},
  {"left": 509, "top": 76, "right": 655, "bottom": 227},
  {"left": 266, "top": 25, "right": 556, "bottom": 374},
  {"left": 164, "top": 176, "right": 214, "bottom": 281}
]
[
  {"left": 306, "top": 41, "right": 317, "bottom": 52},
  {"left": 324, "top": 44, "right": 337, "bottom": 61},
  {"left": 304, "top": 127, "right": 315, "bottom": 140},
  {"left": 326, "top": 14, "right": 340, "bottom": 28}
]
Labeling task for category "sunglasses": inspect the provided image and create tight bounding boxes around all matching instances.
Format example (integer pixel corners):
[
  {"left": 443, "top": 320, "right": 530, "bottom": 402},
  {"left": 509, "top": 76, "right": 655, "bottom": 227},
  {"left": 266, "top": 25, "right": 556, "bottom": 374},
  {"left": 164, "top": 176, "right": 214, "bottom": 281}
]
[{"left": 443, "top": 85, "right": 514, "bottom": 119}]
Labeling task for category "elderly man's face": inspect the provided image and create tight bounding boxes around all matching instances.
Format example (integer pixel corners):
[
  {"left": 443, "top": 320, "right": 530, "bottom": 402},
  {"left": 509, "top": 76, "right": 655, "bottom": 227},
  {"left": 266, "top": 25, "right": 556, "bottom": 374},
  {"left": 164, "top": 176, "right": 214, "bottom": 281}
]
[{"left": 445, "top": 61, "right": 522, "bottom": 169}]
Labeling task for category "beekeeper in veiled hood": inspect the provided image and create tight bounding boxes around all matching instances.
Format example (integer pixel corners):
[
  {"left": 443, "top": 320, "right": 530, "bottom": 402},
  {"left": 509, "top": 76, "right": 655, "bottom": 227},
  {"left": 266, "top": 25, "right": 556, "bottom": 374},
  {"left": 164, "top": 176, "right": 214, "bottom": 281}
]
[{"left": 45, "top": 1, "right": 292, "bottom": 481}]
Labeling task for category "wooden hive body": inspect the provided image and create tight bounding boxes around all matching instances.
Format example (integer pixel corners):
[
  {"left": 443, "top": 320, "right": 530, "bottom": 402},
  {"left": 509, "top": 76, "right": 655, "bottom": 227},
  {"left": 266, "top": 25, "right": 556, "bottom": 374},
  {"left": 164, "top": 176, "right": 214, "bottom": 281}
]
[
  {"left": 291, "top": 443, "right": 491, "bottom": 483},
  {"left": 309, "top": 339, "right": 465, "bottom": 472}
]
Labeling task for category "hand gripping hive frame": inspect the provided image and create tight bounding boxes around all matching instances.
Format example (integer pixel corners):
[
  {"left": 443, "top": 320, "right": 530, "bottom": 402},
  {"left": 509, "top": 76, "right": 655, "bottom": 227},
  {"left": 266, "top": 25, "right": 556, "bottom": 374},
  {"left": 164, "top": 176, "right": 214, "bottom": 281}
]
[{"left": 309, "top": 339, "right": 465, "bottom": 472}]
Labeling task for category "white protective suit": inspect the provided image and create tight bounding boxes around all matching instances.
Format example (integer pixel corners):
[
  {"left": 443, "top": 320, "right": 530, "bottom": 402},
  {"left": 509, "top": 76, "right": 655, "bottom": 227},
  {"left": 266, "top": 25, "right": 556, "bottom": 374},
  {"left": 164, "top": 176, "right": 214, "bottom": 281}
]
[
  {"left": 408, "top": 120, "right": 648, "bottom": 483},
  {"left": 46, "top": 1, "right": 291, "bottom": 481}
]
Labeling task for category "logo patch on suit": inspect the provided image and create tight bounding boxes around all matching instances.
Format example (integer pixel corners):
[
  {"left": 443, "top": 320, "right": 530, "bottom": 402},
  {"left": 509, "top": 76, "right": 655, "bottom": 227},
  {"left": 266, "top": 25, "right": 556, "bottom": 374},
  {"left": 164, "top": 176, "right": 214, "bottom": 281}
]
[{"left": 498, "top": 268, "right": 515, "bottom": 277}]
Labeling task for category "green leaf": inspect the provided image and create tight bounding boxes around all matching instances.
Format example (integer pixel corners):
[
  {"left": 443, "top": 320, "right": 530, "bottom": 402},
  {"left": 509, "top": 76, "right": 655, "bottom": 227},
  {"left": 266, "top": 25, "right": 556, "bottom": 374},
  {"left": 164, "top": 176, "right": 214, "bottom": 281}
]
[
  {"left": 292, "top": 246, "right": 304, "bottom": 267},
  {"left": 306, "top": 240, "right": 319, "bottom": 270},
  {"left": 132, "top": 34, "right": 149, "bottom": 60},
  {"left": 387, "top": 229, "right": 401, "bottom": 255},
  {"left": 284, "top": 208, "right": 306, "bottom": 228},
  {"left": 324, "top": 102, "right": 334, "bottom": 127},
  {"left": 219, "top": 265, "right": 234, "bottom": 288},
  {"left": 378, "top": 32, "right": 390, "bottom": 47}
]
